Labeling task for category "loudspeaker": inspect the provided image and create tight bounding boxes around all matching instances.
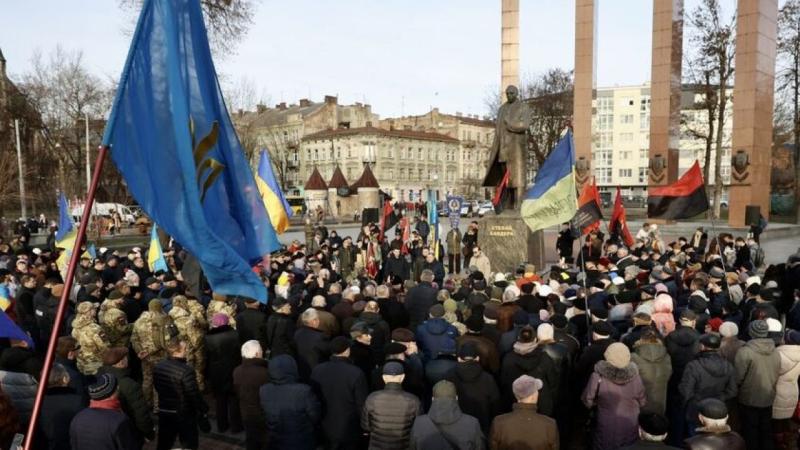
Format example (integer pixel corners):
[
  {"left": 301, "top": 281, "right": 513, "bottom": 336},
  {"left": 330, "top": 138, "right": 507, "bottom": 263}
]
[
  {"left": 361, "top": 208, "right": 379, "bottom": 226},
  {"left": 745, "top": 205, "right": 760, "bottom": 227}
]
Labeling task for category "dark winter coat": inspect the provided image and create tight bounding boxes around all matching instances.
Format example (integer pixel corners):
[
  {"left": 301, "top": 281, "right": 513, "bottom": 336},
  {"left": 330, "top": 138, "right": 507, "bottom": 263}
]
[
  {"left": 0, "top": 346, "right": 42, "bottom": 379},
  {"left": 458, "top": 332, "right": 501, "bottom": 375},
  {"left": 232, "top": 358, "right": 269, "bottom": 423},
  {"left": 0, "top": 369, "right": 37, "bottom": 423},
  {"left": 445, "top": 360, "right": 501, "bottom": 434},
  {"left": 38, "top": 386, "right": 85, "bottom": 450},
  {"left": 424, "top": 355, "right": 458, "bottom": 386},
  {"left": 679, "top": 350, "right": 737, "bottom": 421},
  {"left": 357, "top": 311, "right": 391, "bottom": 361},
  {"left": 265, "top": 311, "right": 296, "bottom": 357},
  {"left": 405, "top": 282, "right": 438, "bottom": 331},
  {"left": 69, "top": 406, "right": 139, "bottom": 450},
  {"left": 684, "top": 426, "right": 747, "bottom": 450},
  {"left": 236, "top": 308, "right": 269, "bottom": 348},
  {"left": 416, "top": 318, "right": 458, "bottom": 361},
  {"left": 631, "top": 342, "right": 672, "bottom": 415},
  {"left": 423, "top": 260, "right": 445, "bottom": 286},
  {"left": 619, "top": 440, "right": 681, "bottom": 450},
  {"left": 259, "top": 355, "right": 321, "bottom": 450},
  {"left": 665, "top": 325, "right": 701, "bottom": 379},
  {"left": 310, "top": 356, "right": 369, "bottom": 444},
  {"left": 370, "top": 356, "right": 427, "bottom": 401},
  {"left": 517, "top": 294, "right": 545, "bottom": 315},
  {"left": 500, "top": 346, "right": 558, "bottom": 416},
  {"left": 152, "top": 357, "right": 208, "bottom": 416},
  {"left": 575, "top": 337, "right": 614, "bottom": 391},
  {"left": 97, "top": 365, "right": 155, "bottom": 441},
  {"left": 377, "top": 296, "right": 409, "bottom": 331},
  {"left": 489, "top": 403, "right": 559, "bottom": 450},
  {"left": 362, "top": 382, "right": 422, "bottom": 450},
  {"left": 582, "top": 361, "right": 646, "bottom": 450},
  {"left": 293, "top": 326, "right": 330, "bottom": 381},
  {"left": 204, "top": 324, "right": 242, "bottom": 394},
  {"left": 734, "top": 337, "right": 781, "bottom": 407},
  {"left": 409, "top": 397, "right": 484, "bottom": 450},
  {"left": 383, "top": 255, "right": 410, "bottom": 281}
]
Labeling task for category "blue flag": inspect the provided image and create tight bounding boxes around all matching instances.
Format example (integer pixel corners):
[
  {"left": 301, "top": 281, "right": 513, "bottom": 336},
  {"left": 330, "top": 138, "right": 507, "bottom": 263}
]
[
  {"left": 55, "top": 193, "right": 73, "bottom": 241},
  {"left": 521, "top": 131, "right": 578, "bottom": 232},
  {"left": 102, "top": 0, "right": 279, "bottom": 301},
  {"left": 0, "top": 308, "right": 34, "bottom": 349}
]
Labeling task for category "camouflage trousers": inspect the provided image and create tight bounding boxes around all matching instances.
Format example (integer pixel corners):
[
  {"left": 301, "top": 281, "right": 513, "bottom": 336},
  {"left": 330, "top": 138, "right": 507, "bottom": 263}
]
[
  {"left": 142, "top": 354, "right": 165, "bottom": 410},
  {"left": 187, "top": 346, "right": 206, "bottom": 391}
]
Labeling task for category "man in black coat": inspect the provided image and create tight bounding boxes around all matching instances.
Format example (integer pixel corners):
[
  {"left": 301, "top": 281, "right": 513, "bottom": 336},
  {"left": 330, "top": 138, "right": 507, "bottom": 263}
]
[
  {"left": 405, "top": 270, "right": 438, "bottom": 331},
  {"left": 665, "top": 310, "right": 701, "bottom": 445},
  {"left": 382, "top": 248, "right": 410, "bottom": 281},
  {"left": 54, "top": 336, "right": 88, "bottom": 405},
  {"left": 574, "top": 321, "right": 616, "bottom": 391},
  {"left": 265, "top": 297, "right": 295, "bottom": 357},
  {"left": 205, "top": 313, "right": 243, "bottom": 433},
  {"left": 376, "top": 284, "right": 409, "bottom": 331},
  {"left": 70, "top": 373, "right": 140, "bottom": 450},
  {"left": 233, "top": 340, "right": 270, "bottom": 450},
  {"left": 97, "top": 347, "right": 155, "bottom": 445},
  {"left": 293, "top": 308, "right": 331, "bottom": 382},
  {"left": 310, "top": 337, "right": 369, "bottom": 449},
  {"left": 153, "top": 337, "right": 210, "bottom": 450},
  {"left": 236, "top": 298, "right": 269, "bottom": 349},
  {"left": 445, "top": 342, "right": 500, "bottom": 434},
  {"left": 38, "top": 363, "right": 85, "bottom": 450},
  {"left": 14, "top": 275, "right": 39, "bottom": 346}
]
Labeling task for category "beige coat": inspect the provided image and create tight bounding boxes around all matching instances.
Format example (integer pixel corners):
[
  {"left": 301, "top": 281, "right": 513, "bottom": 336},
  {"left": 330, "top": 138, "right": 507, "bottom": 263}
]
[{"left": 773, "top": 344, "right": 800, "bottom": 419}]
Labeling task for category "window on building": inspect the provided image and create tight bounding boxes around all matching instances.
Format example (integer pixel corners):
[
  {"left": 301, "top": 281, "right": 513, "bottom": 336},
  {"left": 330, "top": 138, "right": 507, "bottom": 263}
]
[
  {"left": 388, "top": 169, "right": 394, "bottom": 179},
  {"left": 399, "top": 168, "right": 406, "bottom": 180},
  {"left": 347, "top": 167, "right": 352, "bottom": 178},
  {"left": 314, "top": 149, "right": 319, "bottom": 161},
  {"left": 638, "top": 167, "right": 648, "bottom": 183},
  {"left": 598, "top": 96, "right": 614, "bottom": 112},
  {"left": 347, "top": 147, "right": 352, "bottom": 158},
  {"left": 598, "top": 167, "right": 613, "bottom": 184},
  {"left": 598, "top": 114, "right": 614, "bottom": 130},
  {"left": 640, "top": 114, "right": 649, "bottom": 129},
  {"left": 620, "top": 133, "right": 634, "bottom": 142},
  {"left": 418, "top": 168, "right": 423, "bottom": 180},
  {"left": 598, "top": 132, "right": 613, "bottom": 149},
  {"left": 620, "top": 114, "right": 634, "bottom": 124},
  {"left": 619, "top": 168, "right": 632, "bottom": 178},
  {"left": 596, "top": 150, "right": 613, "bottom": 166},
  {"left": 621, "top": 97, "right": 634, "bottom": 107},
  {"left": 640, "top": 97, "right": 651, "bottom": 111},
  {"left": 639, "top": 149, "right": 648, "bottom": 160},
  {"left": 387, "top": 146, "right": 394, "bottom": 158}
]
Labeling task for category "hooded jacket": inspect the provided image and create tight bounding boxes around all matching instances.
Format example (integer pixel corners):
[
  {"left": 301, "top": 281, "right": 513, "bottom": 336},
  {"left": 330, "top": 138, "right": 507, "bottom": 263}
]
[
  {"left": 409, "top": 397, "right": 484, "bottom": 450},
  {"left": 665, "top": 325, "right": 700, "bottom": 378},
  {"left": 416, "top": 318, "right": 458, "bottom": 362},
  {"left": 259, "top": 355, "right": 321, "bottom": 450},
  {"left": 582, "top": 361, "right": 646, "bottom": 450},
  {"left": 445, "top": 360, "right": 501, "bottom": 434},
  {"left": 772, "top": 344, "right": 800, "bottom": 419},
  {"left": 631, "top": 342, "right": 672, "bottom": 415},
  {"left": 734, "top": 337, "right": 781, "bottom": 408},
  {"left": 678, "top": 350, "right": 737, "bottom": 421}
]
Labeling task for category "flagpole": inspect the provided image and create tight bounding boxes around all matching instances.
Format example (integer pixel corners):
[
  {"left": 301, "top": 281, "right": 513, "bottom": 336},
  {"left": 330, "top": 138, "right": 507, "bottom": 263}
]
[
  {"left": 707, "top": 215, "right": 734, "bottom": 293},
  {"left": 24, "top": 145, "right": 109, "bottom": 450},
  {"left": 578, "top": 234, "right": 593, "bottom": 339}
]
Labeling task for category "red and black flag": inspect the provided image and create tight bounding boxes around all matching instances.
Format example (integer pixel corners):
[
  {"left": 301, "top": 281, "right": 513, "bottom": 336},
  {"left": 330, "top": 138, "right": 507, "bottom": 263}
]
[
  {"left": 571, "top": 178, "right": 602, "bottom": 235},
  {"left": 610, "top": 187, "right": 635, "bottom": 247},
  {"left": 379, "top": 199, "right": 400, "bottom": 240},
  {"left": 492, "top": 168, "right": 510, "bottom": 213},
  {"left": 647, "top": 161, "right": 709, "bottom": 220}
]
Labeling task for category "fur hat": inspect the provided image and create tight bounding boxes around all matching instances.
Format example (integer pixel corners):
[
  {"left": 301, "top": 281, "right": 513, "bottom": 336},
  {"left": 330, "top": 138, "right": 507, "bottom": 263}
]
[{"left": 604, "top": 342, "right": 631, "bottom": 369}]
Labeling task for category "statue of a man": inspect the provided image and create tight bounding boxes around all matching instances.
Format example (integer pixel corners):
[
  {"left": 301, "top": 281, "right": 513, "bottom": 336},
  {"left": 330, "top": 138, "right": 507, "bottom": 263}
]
[{"left": 482, "top": 85, "right": 530, "bottom": 210}]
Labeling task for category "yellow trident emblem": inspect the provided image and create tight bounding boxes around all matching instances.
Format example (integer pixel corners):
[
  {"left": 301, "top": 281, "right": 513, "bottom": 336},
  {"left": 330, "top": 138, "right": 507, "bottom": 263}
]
[{"left": 190, "top": 118, "right": 226, "bottom": 202}]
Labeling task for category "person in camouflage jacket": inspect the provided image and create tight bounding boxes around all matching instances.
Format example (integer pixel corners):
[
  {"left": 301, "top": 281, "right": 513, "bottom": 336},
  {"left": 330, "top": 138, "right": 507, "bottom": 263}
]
[
  {"left": 99, "top": 296, "right": 132, "bottom": 348},
  {"left": 132, "top": 299, "right": 171, "bottom": 408},
  {"left": 207, "top": 293, "right": 237, "bottom": 329},
  {"left": 170, "top": 296, "right": 206, "bottom": 390},
  {"left": 71, "top": 301, "right": 109, "bottom": 375}
]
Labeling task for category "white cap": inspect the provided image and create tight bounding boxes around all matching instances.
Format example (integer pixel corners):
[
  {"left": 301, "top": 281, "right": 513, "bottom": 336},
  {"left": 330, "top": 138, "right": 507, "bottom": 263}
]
[
  {"left": 766, "top": 318, "right": 783, "bottom": 333},
  {"left": 494, "top": 272, "right": 507, "bottom": 283},
  {"left": 746, "top": 276, "right": 762, "bottom": 288},
  {"left": 538, "top": 285, "right": 553, "bottom": 297},
  {"left": 611, "top": 276, "right": 625, "bottom": 286}
]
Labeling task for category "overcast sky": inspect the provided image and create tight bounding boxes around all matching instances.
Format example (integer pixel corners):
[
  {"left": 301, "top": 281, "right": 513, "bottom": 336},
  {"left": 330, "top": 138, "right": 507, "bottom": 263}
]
[{"left": 2, "top": 0, "right": 739, "bottom": 118}]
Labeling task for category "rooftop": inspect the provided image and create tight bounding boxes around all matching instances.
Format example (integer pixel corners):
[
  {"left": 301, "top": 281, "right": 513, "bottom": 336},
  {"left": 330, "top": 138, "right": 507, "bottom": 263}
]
[
  {"left": 350, "top": 164, "right": 380, "bottom": 189},
  {"left": 304, "top": 167, "right": 328, "bottom": 190},
  {"left": 327, "top": 166, "right": 349, "bottom": 189}
]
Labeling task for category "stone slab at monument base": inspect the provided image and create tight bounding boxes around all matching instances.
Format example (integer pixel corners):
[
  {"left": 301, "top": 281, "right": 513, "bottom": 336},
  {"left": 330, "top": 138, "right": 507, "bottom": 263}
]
[{"left": 478, "top": 213, "right": 545, "bottom": 275}]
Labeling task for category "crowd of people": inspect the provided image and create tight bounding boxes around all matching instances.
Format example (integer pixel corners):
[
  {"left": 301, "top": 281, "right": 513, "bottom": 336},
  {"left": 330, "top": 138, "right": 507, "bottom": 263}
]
[{"left": 0, "top": 215, "right": 799, "bottom": 450}]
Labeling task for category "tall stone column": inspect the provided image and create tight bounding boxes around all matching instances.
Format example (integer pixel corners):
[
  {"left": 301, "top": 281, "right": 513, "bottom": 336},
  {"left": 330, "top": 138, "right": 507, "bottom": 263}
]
[
  {"left": 648, "top": 0, "right": 683, "bottom": 188},
  {"left": 573, "top": 0, "right": 597, "bottom": 188},
  {"left": 728, "top": 0, "right": 778, "bottom": 227},
  {"left": 501, "top": 0, "right": 520, "bottom": 101}
]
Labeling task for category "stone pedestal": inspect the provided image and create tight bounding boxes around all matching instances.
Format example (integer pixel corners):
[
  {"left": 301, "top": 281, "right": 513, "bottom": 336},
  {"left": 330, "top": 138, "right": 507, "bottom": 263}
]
[{"left": 478, "top": 213, "right": 545, "bottom": 275}]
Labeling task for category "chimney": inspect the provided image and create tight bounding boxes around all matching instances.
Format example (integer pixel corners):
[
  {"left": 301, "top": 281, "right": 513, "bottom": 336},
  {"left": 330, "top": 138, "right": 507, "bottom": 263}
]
[
  {"left": 299, "top": 98, "right": 311, "bottom": 107},
  {"left": 324, "top": 95, "right": 338, "bottom": 105},
  {"left": 256, "top": 103, "right": 267, "bottom": 113}
]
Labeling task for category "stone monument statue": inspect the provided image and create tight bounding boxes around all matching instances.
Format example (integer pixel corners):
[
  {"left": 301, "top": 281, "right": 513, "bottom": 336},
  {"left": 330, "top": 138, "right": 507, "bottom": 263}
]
[{"left": 482, "top": 85, "right": 531, "bottom": 210}]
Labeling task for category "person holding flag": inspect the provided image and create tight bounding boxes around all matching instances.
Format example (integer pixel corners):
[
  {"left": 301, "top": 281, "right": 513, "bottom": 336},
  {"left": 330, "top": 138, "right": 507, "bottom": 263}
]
[
  {"left": 148, "top": 224, "right": 170, "bottom": 274},
  {"left": 55, "top": 193, "right": 77, "bottom": 275},
  {"left": 610, "top": 187, "right": 635, "bottom": 247}
]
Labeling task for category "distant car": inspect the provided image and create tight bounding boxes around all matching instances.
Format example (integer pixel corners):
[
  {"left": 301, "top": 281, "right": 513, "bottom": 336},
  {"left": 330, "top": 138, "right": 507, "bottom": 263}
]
[{"left": 477, "top": 201, "right": 495, "bottom": 217}]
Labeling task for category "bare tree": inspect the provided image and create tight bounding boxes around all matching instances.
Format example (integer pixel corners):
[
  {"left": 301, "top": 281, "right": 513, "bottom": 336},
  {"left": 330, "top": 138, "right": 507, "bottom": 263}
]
[
  {"left": 686, "top": 0, "right": 735, "bottom": 219},
  {"left": 259, "top": 130, "right": 299, "bottom": 192},
  {"left": 777, "top": 0, "right": 800, "bottom": 222},
  {"left": 119, "top": 0, "right": 257, "bottom": 55},
  {"left": 483, "top": 84, "right": 502, "bottom": 121},
  {"left": 523, "top": 68, "right": 574, "bottom": 166},
  {"left": 16, "top": 47, "right": 114, "bottom": 199}
]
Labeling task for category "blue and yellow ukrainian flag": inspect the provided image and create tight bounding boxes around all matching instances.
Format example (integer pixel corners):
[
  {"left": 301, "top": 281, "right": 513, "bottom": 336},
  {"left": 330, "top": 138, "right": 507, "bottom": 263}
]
[
  {"left": 255, "top": 149, "right": 293, "bottom": 234},
  {"left": 55, "top": 193, "right": 77, "bottom": 273},
  {"left": 521, "top": 131, "right": 578, "bottom": 232},
  {"left": 148, "top": 224, "right": 170, "bottom": 273},
  {"left": 0, "top": 285, "right": 10, "bottom": 312},
  {"left": 427, "top": 190, "right": 440, "bottom": 258}
]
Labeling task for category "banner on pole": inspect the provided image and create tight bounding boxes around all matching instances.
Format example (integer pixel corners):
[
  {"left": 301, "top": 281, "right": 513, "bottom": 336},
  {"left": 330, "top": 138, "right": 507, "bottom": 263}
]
[{"left": 446, "top": 196, "right": 463, "bottom": 229}]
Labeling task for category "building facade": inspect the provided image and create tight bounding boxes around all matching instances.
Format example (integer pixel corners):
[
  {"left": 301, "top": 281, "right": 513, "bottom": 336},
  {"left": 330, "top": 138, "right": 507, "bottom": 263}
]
[
  {"left": 593, "top": 83, "right": 732, "bottom": 201},
  {"left": 300, "top": 125, "right": 461, "bottom": 202},
  {"left": 379, "top": 108, "right": 494, "bottom": 198}
]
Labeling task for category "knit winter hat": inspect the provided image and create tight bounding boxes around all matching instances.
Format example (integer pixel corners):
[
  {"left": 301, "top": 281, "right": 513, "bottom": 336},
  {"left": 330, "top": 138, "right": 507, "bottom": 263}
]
[
  {"left": 719, "top": 321, "right": 739, "bottom": 338},
  {"left": 211, "top": 313, "right": 229, "bottom": 328},
  {"left": 429, "top": 304, "right": 445, "bottom": 318},
  {"left": 443, "top": 298, "right": 458, "bottom": 313},
  {"left": 537, "top": 323, "right": 554, "bottom": 341},
  {"left": 88, "top": 373, "right": 117, "bottom": 400},
  {"left": 604, "top": 342, "right": 631, "bottom": 369},
  {"left": 512, "top": 375, "right": 543, "bottom": 400},
  {"left": 749, "top": 319, "right": 769, "bottom": 339}
]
